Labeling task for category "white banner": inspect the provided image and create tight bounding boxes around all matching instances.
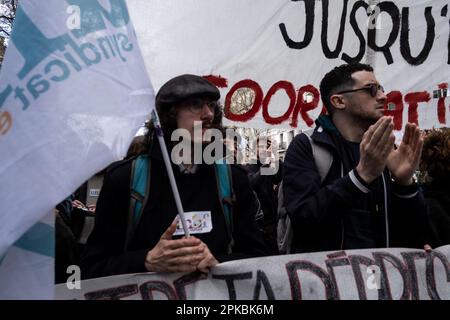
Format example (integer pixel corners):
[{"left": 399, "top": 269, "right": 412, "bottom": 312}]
[
  {"left": 128, "top": 0, "right": 449, "bottom": 131},
  {"left": 0, "top": 0, "right": 154, "bottom": 259},
  {"left": 56, "top": 246, "right": 450, "bottom": 300}
]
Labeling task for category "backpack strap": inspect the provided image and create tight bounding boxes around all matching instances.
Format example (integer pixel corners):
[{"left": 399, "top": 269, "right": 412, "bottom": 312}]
[
  {"left": 276, "top": 181, "right": 293, "bottom": 254},
  {"left": 305, "top": 128, "right": 346, "bottom": 248},
  {"left": 304, "top": 128, "right": 333, "bottom": 183},
  {"left": 214, "top": 162, "right": 235, "bottom": 254},
  {"left": 124, "top": 156, "right": 234, "bottom": 252},
  {"left": 277, "top": 129, "right": 334, "bottom": 254},
  {"left": 125, "top": 155, "right": 151, "bottom": 251}
]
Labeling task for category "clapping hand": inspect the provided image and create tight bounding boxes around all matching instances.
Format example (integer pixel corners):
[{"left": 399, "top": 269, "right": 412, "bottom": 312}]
[{"left": 387, "top": 123, "right": 423, "bottom": 185}]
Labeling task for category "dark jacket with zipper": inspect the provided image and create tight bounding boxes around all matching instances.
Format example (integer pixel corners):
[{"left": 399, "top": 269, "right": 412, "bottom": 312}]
[
  {"left": 81, "top": 136, "right": 268, "bottom": 279},
  {"left": 283, "top": 117, "right": 429, "bottom": 254}
]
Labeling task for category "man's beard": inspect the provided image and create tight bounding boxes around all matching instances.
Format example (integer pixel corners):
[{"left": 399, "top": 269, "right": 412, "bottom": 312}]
[{"left": 192, "top": 121, "right": 220, "bottom": 144}]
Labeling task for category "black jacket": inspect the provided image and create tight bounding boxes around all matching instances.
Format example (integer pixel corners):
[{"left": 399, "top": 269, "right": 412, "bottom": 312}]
[
  {"left": 245, "top": 161, "right": 283, "bottom": 226},
  {"left": 283, "top": 122, "right": 429, "bottom": 254},
  {"left": 81, "top": 138, "right": 268, "bottom": 279},
  {"left": 55, "top": 212, "right": 80, "bottom": 284},
  {"left": 423, "top": 182, "right": 450, "bottom": 248}
]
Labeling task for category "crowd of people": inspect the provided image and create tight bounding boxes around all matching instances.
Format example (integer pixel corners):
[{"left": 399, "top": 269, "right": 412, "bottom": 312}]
[{"left": 55, "top": 63, "right": 450, "bottom": 283}]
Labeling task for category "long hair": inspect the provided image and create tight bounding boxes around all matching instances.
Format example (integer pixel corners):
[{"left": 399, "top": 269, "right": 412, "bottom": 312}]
[{"left": 125, "top": 135, "right": 146, "bottom": 159}]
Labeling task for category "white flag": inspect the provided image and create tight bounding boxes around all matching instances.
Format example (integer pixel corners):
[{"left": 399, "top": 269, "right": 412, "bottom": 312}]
[
  {"left": 0, "top": 212, "right": 54, "bottom": 299},
  {"left": 0, "top": 0, "right": 154, "bottom": 272}
]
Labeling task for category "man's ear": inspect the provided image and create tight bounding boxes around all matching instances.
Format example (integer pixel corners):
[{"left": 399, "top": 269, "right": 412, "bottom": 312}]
[{"left": 329, "top": 94, "right": 346, "bottom": 111}]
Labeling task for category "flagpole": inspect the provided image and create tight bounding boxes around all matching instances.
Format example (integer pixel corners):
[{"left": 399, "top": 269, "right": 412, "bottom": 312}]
[{"left": 151, "top": 109, "right": 190, "bottom": 237}]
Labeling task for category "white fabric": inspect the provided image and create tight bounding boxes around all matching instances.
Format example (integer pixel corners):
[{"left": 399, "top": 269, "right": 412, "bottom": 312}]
[
  {"left": 0, "top": 212, "right": 54, "bottom": 299},
  {"left": 0, "top": 0, "right": 154, "bottom": 257},
  {"left": 55, "top": 245, "right": 450, "bottom": 300},
  {"left": 128, "top": 0, "right": 449, "bottom": 131}
]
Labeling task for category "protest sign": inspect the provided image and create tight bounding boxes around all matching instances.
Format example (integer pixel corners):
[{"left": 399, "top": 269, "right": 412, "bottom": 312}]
[{"left": 56, "top": 245, "right": 450, "bottom": 300}]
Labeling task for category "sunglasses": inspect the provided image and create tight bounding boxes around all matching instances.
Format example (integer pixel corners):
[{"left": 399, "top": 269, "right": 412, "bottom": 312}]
[{"left": 337, "top": 83, "right": 385, "bottom": 98}]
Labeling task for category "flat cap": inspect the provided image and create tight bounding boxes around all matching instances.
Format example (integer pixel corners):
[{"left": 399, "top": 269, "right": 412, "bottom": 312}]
[{"left": 156, "top": 74, "right": 220, "bottom": 110}]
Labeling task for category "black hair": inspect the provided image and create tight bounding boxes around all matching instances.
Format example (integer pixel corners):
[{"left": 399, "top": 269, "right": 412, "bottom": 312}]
[{"left": 319, "top": 63, "right": 374, "bottom": 114}]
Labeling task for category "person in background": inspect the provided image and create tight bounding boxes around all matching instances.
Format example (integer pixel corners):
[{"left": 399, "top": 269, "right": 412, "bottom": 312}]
[
  {"left": 420, "top": 128, "right": 450, "bottom": 247},
  {"left": 245, "top": 137, "right": 283, "bottom": 255}
]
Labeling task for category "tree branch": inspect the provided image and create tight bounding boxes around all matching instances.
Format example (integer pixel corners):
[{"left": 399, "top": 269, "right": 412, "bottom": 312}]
[{"left": 0, "top": 28, "right": 11, "bottom": 38}]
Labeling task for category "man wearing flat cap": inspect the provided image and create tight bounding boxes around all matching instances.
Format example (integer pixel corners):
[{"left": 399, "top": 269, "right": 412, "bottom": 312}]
[{"left": 81, "top": 75, "right": 268, "bottom": 279}]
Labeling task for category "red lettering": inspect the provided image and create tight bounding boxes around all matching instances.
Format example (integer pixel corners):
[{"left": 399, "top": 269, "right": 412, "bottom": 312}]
[
  {"left": 404, "top": 92, "right": 430, "bottom": 125},
  {"left": 437, "top": 83, "right": 448, "bottom": 124},
  {"left": 291, "top": 85, "right": 320, "bottom": 127},
  {"left": 218, "top": 75, "right": 442, "bottom": 130},
  {"left": 224, "top": 79, "right": 263, "bottom": 122},
  {"left": 0, "top": 111, "right": 12, "bottom": 135},
  {"left": 384, "top": 91, "right": 404, "bottom": 130},
  {"left": 203, "top": 74, "right": 228, "bottom": 88},
  {"left": 262, "top": 81, "right": 296, "bottom": 125}
]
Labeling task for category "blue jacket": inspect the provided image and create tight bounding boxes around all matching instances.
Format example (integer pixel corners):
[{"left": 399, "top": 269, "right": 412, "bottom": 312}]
[{"left": 283, "top": 122, "right": 429, "bottom": 254}]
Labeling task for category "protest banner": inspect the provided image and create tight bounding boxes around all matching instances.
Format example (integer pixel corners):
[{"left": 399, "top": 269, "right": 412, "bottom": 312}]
[
  {"left": 56, "top": 245, "right": 450, "bottom": 300},
  {"left": 128, "top": 0, "right": 450, "bottom": 131},
  {"left": 0, "top": 0, "right": 154, "bottom": 298}
]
